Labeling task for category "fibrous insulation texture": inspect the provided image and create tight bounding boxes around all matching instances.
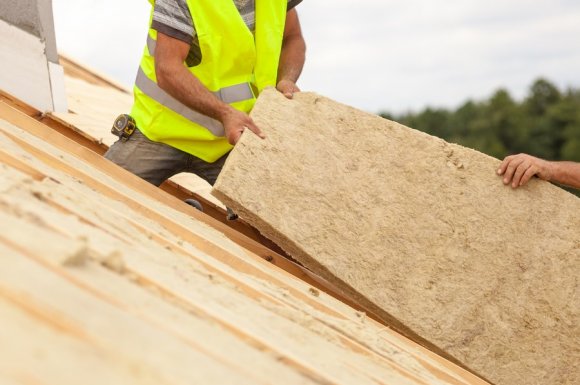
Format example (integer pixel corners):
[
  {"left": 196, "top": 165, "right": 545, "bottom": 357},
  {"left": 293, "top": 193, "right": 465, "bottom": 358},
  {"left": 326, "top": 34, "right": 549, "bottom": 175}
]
[{"left": 213, "top": 88, "right": 580, "bottom": 385}]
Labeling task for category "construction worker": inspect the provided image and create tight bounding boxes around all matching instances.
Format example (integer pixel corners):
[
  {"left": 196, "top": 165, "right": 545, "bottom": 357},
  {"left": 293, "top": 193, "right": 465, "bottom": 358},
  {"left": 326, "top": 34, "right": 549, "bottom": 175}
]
[
  {"left": 498, "top": 153, "right": 580, "bottom": 189},
  {"left": 105, "top": 0, "right": 305, "bottom": 189}
]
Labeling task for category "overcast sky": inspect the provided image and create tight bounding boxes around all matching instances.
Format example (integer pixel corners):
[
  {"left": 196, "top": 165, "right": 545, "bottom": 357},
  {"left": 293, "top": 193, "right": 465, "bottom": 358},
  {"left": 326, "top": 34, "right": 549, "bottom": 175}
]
[{"left": 52, "top": 0, "right": 580, "bottom": 114}]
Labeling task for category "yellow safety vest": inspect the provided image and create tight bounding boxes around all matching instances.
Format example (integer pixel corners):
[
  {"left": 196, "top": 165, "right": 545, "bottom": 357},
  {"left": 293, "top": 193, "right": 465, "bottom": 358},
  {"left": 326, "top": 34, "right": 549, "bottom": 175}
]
[{"left": 132, "top": 0, "right": 287, "bottom": 162}]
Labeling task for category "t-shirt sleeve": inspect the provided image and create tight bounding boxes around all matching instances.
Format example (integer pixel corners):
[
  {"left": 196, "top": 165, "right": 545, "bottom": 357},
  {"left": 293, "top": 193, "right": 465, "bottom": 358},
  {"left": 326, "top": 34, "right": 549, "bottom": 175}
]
[
  {"left": 151, "top": 0, "right": 195, "bottom": 44},
  {"left": 288, "top": 0, "right": 302, "bottom": 10}
]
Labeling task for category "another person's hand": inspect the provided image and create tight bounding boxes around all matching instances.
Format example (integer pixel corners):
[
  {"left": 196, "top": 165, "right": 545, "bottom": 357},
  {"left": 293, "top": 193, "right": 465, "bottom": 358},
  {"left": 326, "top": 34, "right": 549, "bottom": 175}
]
[
  {"left": 497, "top": 153, "right": 553, "bottom": 188},
  {"left": 220, "top": 107, "right": 265, "bottom": 145},
  {"left": 276, "top": 79, "right": 300, "bottom": 99}
]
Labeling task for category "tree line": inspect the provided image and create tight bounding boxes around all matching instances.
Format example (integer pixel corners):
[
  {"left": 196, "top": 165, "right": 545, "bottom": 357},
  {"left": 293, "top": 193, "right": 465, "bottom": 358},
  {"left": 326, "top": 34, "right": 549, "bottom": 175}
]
[{"left": 380, "top": 79, "right": 580, "bottom": 163}]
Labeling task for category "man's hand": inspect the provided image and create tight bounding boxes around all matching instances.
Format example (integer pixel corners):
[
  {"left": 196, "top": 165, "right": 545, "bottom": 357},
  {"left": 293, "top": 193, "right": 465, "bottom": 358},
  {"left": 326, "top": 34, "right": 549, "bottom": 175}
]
[
  {"left": 277, "top": 79, "right": 300, "bottom": 99},
  {"left": 220, "top": 106, "right": 265, "bottom": 145},
  {"left": 497, "top": 154, "right": 553, "bottom": 188}
]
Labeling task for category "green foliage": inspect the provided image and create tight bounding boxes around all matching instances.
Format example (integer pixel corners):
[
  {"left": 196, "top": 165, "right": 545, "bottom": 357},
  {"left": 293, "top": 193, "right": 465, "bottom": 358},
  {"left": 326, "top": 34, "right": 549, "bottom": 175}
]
[{"left": 380, "top": 78, "right": 580, "bottom": 163}]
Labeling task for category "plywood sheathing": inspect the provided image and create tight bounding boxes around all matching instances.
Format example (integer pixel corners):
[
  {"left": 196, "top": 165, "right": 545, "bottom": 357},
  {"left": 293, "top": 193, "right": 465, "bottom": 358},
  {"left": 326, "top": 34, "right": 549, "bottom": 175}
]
[
  {"left": 213, "top": 89, "right": 580, "bottom": 385},
  {"left": 52, "top": 75, "right": 133, "bottom": 146},
  {"left": 0, "top": 105, "right": 488, "bottom": 384},
  {"left": 60, "top": 55, "right": 132, "bottom": 93}
]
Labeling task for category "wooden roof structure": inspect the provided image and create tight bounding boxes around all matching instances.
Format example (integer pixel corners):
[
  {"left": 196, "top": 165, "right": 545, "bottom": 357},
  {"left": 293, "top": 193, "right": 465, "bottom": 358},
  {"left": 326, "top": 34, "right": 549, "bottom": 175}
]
[{"left": 0, "top": 57, "right": 490, "bottom": 385}]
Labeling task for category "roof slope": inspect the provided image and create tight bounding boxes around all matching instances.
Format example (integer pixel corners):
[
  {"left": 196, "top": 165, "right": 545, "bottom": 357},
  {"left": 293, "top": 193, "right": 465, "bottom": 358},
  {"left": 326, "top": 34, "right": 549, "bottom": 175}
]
[{"left": 0, "top": 66, "right": 488, "bottom": 384}]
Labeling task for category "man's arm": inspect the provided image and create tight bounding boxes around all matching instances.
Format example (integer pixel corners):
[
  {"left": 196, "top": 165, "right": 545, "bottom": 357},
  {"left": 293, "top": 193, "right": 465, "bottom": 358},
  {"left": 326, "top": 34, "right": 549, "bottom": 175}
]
[
  {"left": 497, "top": 153, "right": 580, "bottom": 189},
  {"left": 276, "top": 9, "right": 306, "bottom": 99},
  {"left": 154, "top": 32, "right": 264, "bottom": 145}
]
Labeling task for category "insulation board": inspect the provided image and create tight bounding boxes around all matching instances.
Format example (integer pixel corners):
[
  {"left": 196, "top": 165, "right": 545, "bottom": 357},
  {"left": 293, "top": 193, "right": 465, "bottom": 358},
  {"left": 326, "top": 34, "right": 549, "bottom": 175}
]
[{"left": 213, "top": 88, "right": 580, "bottom": 385}]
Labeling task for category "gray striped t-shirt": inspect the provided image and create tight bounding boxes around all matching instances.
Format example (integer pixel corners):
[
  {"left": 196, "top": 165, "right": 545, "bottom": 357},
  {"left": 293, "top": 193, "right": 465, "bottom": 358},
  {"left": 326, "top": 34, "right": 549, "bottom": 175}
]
[{"left": 152, "top": 0, "right": 302, "bottom": 66}]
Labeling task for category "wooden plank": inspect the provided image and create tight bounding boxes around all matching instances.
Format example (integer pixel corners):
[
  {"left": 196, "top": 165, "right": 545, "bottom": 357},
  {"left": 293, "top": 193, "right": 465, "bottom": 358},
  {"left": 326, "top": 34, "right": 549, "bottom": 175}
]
[{"left": 0, "top": 150, "right": 47, "bottom": 182}]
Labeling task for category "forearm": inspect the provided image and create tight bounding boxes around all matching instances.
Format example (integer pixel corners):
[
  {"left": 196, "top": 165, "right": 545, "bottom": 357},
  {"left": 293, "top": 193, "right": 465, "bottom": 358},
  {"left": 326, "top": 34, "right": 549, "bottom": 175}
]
[
  {"left": 277, "top": 8, "right": 305, "bottom": 84},
  {"left": 549, "top": 161, "right": 580, "bottom": 189},
  {"left": 277, "top": 33, "right": 306, "bottom": 83},
  {"left": 156, "top": 61, "right": 231, "bottom": 122}
]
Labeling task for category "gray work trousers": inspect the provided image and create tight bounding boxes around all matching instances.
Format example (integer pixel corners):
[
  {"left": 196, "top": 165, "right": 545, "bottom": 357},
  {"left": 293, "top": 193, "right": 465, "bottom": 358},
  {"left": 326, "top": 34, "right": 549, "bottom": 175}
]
[{"left": 104, "top": 129, "right": 228, "bottom": 187}]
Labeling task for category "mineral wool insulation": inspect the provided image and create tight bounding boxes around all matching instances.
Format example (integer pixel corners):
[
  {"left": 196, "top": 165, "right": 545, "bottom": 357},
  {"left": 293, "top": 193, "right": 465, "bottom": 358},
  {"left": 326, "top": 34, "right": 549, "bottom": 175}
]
[{"left": 213, "top": 88, "right": 580, "bottom": 385}]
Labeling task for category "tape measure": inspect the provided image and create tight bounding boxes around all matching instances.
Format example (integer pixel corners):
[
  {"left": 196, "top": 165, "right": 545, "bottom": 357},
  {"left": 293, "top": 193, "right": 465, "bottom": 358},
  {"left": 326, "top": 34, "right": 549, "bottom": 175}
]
[{"left": 111, "top": 114, "right": 137, "bottom": 141}]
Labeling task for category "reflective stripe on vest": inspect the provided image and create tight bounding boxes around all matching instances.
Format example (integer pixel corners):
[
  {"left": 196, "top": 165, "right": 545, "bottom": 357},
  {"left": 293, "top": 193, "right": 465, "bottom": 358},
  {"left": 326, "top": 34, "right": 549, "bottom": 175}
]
[{"left": 147, "top": 34, "right": 156, "bottom": 56}]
